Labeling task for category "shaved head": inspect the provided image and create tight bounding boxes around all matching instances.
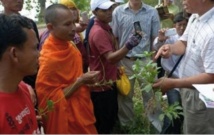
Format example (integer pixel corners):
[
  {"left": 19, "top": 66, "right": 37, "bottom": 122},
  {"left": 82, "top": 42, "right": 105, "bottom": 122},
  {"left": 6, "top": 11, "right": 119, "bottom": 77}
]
[{"left": 44, "top": 4, "right": 70, "bottom": 25}]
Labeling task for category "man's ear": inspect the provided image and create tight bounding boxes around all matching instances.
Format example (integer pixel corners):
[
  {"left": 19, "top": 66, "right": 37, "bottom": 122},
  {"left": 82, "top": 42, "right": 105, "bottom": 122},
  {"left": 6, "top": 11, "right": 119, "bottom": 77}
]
[
  {"left": 9, "top": 47, "right": 19, "bottom": 63},
  {"left": 47, "top": 23, "right": 53, "bottom": 31}
]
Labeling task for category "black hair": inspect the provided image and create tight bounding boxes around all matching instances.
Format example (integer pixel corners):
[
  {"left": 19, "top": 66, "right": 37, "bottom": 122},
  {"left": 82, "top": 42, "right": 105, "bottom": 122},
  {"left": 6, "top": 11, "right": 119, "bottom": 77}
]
[
  {"left": 173, "top": 12, "right": 188, "bottom": 23},
  {"left": 0, "top": 14, "right": 33, "bottom": 59},
  {"left": 44, "top": 4, "right": 70, "bottom": 24}
]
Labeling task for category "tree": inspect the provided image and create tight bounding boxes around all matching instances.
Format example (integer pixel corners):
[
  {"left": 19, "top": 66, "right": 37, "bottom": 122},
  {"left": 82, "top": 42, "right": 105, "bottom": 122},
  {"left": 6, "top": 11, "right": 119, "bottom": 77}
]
[
  {"left": 173, "top": 0, "right": 183, "bottom": 12},
  {"left": 38, "top": 0, "right": 46, "bottom": 23},
  {"left": 144, "top": 0, "right": 158, "bottom": 7},
  {"left": 73, "top": 0, "right": 90, "bottom": 12}
]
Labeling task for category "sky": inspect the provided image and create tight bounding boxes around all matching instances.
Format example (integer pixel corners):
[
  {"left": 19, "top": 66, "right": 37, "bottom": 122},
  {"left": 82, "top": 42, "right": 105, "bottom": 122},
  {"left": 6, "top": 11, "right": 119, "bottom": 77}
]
[{"left": 0, "top": 1, "right": 56, "bottom": 21}]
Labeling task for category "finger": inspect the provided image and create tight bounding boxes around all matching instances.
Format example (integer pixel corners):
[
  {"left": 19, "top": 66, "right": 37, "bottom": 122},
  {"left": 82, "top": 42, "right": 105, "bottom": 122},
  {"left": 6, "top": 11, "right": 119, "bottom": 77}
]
[
  {"left": 154, "top": 49, "right": 162, "bottom": 60},
  {"left": 152, "top": 82, "right": 160, "bottom": 89}
]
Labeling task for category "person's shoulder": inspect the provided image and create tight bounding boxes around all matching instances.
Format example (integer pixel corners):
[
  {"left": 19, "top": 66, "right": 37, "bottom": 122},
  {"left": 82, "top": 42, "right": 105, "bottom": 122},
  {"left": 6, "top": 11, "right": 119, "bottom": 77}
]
[
  {"left": 114, "top": 3, "right": 127, "bottom": 12},
  {"left": 21, "top": 16, "right": 35, "bottom": 24},
  {"left": 90, "top": 25, "right": 105, "bottom": 36},
  {"left": 143, "top": 3, "right": 159, "bottom": 15},
  {"left": 18, "top": 81, "right": 30, "bottom": 93}
]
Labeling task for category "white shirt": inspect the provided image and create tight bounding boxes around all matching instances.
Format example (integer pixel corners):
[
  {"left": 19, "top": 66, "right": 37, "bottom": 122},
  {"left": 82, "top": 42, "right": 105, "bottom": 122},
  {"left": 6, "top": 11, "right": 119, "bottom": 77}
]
[
  {"left": 179, "top": 7, "right": 214, "bottom": 78},
  {"left": 153, "top": 34, "right": 181, "bottom": 78}
]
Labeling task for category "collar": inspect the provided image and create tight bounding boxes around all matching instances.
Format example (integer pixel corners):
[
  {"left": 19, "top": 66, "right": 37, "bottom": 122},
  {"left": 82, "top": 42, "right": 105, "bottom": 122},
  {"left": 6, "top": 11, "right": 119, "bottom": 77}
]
[
  {"left": 123, "top": 2, "right": 147, "bottom": 11},
  {"left": 49, "top": 34, "right": 70, "bottom": 49},
  {"left": 196, "top": 6, "right": 214, "bottom": 23},
  {"left": 94, "top": 18, "right": 112, "bottom": 32}
]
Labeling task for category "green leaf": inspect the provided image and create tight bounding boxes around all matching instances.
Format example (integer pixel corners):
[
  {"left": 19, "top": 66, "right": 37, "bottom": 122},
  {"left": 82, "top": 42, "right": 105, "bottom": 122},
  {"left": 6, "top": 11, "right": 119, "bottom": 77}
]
[
  {"left": 174, "top": 105, "right": 183, "bottom": 111},
  {"left": 155, "top": 91, "right": 162, "bottom": 101},
  {"left": 129, "top": 75, "right": 136, "bottom": 80},
  {"left": 166, "top": 112, "right": 173, "bottom": 121},
  {"left": 172, "top": 112, "right": 178, "bottom": 119},
  {"left": 142, "top": 83, "right": 152, "bottom": 93},
  {"left": 159, "top": 114, "right": 165, "bottom": 121},
  {"left": 47, "top": 100, "right": 54, "bottom": 110}
]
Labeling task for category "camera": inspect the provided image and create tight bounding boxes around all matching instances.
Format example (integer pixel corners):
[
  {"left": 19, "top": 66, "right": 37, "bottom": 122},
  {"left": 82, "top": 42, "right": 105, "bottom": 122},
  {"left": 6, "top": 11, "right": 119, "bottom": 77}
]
[{"left": 165, "top": 28, "right": 177, "bottom": 37}]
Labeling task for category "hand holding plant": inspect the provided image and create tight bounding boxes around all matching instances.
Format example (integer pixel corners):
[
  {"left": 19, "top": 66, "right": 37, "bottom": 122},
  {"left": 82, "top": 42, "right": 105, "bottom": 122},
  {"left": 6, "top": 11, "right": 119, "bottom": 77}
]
[{"left": 131, "top": 51, "right": 183, "bottom": 125}]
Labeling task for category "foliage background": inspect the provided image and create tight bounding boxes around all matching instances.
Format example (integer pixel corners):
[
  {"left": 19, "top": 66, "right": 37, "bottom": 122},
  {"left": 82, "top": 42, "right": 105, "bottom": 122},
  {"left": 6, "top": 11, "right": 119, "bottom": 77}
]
[{"left": 0, "top": 0, "right": 182, "bottom": 23}]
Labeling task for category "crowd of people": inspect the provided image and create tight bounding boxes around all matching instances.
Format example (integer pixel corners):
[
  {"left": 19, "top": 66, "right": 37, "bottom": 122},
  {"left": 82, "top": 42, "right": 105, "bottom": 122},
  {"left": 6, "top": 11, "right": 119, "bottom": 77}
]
[{"left": 0, "top": 0, "right": 214, "bottom": 134}]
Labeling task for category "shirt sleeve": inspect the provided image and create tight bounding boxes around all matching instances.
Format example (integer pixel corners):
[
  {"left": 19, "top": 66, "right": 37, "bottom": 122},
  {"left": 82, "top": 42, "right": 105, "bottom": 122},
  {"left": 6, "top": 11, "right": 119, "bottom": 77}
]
[
  {"left": 151, "top": 9, "right": 161, "bottom": 39},
  {"left": 92, "top": 29, "right": 113, "bottom": 55},
  {"left": 179, "top": 14, "right": 197, "bottom": 42}
]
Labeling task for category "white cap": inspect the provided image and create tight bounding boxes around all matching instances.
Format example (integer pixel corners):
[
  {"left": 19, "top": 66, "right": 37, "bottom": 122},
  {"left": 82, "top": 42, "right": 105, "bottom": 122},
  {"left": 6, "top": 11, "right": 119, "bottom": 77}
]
[
  {"left": 90, "top": 0, "right": 115, "bottom": 11},
  {"left": 115, "top": 0, "right": 124, "bottom": 3}
]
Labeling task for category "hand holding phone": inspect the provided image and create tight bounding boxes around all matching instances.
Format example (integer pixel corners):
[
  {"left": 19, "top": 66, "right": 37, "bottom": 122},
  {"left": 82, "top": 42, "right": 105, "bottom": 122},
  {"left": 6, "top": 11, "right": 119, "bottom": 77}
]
[
  {"left": 134, "top": 21, "right": 142, "bottom": 33},
  {"left": 164, "top": 28, "right": 177, "bottom": 37}
]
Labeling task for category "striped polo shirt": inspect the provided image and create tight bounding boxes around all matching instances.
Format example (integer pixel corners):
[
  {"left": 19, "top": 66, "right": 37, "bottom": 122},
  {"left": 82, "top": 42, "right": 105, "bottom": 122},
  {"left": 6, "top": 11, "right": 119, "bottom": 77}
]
[
  {"left": 111, "top": 2, "right": 160, "bottom": 57},
  {"left": 179, "top": 7, "right": 214, "bottom": 78}
]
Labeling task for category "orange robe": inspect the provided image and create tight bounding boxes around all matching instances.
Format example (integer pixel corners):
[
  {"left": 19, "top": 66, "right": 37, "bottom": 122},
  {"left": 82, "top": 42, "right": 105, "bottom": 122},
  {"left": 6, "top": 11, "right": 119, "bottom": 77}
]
[{"left": 36, "top": 34, "right": 97, "bottom": 134}]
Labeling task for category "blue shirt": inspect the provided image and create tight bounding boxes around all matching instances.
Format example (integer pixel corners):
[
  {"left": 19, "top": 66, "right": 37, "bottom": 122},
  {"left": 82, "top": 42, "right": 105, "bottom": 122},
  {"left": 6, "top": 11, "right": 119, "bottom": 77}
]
[{"left": 111, "top": 2, "right": 160, "bottom": 57}]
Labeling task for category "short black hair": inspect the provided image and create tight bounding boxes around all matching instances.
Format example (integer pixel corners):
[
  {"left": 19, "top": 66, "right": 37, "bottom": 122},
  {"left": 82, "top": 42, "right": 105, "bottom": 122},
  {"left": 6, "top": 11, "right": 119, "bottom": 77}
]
[
  {"left": 44, "top": 4, "right": 70, "bottom": 24},
  {"left": 0, "top": 14, "right": 33, "bottom": 59},
  {"left": 173, "top": 12, "right": 188, "bottom": 23}
]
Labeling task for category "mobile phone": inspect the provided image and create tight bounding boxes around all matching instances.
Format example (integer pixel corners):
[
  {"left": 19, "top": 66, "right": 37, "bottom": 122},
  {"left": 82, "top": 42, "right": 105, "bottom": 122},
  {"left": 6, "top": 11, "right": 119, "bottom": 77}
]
[
  {"left": 133, "top": 21, "right": 142, "bottom": 33},
  {"left": 165, "top": 28, "right": 177, "bottom": 37},
  {"left": 80, "top": 11, "right": 89, "bottom": 23}
]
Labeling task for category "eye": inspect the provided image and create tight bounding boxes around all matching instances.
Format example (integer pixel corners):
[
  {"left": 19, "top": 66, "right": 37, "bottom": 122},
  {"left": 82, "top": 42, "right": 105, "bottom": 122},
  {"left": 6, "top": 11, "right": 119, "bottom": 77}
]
[{"left": 65, "top": 22, "right": 71, "bottom": 26}]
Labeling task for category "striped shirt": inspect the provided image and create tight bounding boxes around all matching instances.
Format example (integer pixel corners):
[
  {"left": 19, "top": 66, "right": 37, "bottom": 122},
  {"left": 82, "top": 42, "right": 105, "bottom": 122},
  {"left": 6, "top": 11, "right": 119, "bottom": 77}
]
[
  {"left": 111, "top": 2, "right": 160, "bottom": 57},
  {"left": 179, "top": 7, "right": 214, "bottom": 78}
]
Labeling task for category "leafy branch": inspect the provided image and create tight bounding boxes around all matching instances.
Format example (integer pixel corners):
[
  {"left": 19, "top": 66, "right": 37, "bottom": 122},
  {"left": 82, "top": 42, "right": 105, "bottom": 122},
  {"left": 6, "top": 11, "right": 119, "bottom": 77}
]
[{"left": 130, "top": 51, "right": 183, "bottom": 123}]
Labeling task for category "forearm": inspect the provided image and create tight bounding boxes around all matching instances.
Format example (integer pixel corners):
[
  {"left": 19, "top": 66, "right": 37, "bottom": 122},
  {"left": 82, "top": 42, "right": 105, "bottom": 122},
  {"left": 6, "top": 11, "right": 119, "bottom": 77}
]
[
  {"left": 171, "top": 40, "right": 186, "bottom": 55},
  {"left": 173, "top": 73, "right": 214, "bottom": 89},
  {"left": 104, "top": 46, "right": 129, "bottom": 64},
  {"left": 63, "top": 77, "right": 83, "bottom": 98}
]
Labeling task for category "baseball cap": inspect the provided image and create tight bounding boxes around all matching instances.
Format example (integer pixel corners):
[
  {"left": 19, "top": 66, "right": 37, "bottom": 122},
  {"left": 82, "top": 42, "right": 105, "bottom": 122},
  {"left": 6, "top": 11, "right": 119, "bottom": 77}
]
[{"left": 90, "top": 0, "right": 115, "bottom": 11}]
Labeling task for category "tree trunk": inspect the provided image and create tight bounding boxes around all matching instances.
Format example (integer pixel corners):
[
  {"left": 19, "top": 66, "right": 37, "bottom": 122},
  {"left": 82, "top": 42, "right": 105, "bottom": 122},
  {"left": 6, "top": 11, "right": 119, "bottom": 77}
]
[{"left": 38, "top": 0, "right": 46, "bottom": 23}]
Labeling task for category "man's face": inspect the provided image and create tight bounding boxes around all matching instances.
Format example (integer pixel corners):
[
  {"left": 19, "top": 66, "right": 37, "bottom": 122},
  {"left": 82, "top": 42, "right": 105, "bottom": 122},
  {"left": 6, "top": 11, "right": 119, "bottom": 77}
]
[
  {"left": 175, "top": 20, "right": 188, "bottom": 36},
  {"left": 94, "top": 7, "right": 114, "bottom": 24},
  {"left": 51, "top": 9, "right": 76, "bottom": 41},
  {"left": 183, "top": 0, "right": 201, "bottom": 14},
  {"left": 129, "top": 0, "right": 142, "bottom": 5},
  {"left": 16, "top": 28, "right": 39, "bottom": 76},
  {"left": 1, "top": 0, "right": 23, "bottom": 13}
]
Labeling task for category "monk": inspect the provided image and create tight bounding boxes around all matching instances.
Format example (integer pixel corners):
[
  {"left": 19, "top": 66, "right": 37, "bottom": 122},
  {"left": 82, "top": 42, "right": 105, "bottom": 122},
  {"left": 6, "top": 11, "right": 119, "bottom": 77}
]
[{"left": 36, "top": 4, "right": 99, "bottom": 134}]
